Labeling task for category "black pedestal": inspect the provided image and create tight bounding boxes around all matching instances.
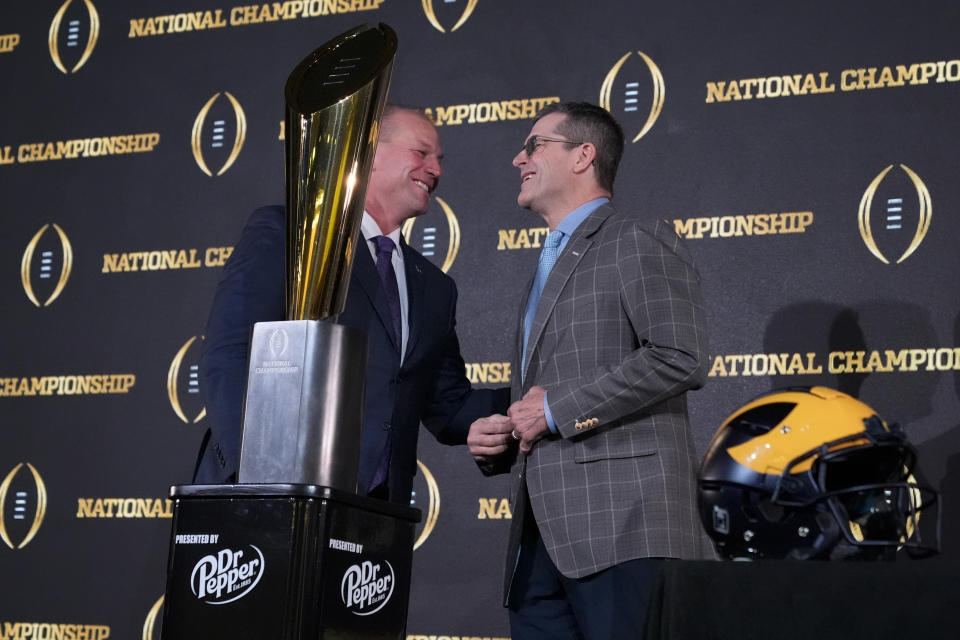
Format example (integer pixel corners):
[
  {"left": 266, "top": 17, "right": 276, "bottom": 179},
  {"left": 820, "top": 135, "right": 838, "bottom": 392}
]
[
  {"left": 644, "top": 559, "right": 960, "bottom": 640},
  {"left": 160, "top": 484, "right": 420, "bottom": 640}
]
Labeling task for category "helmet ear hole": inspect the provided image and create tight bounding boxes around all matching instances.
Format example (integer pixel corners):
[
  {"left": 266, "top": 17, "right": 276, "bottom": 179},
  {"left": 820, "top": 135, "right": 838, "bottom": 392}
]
[
  {"left": 755, "top": 500, "right": 785, "bottom": 523},
  {"left": 740, "top": 487, "right": 780, "bottom": 523},
  {"left": 739, "top": 503, "right": 762, "bottom": 524}
]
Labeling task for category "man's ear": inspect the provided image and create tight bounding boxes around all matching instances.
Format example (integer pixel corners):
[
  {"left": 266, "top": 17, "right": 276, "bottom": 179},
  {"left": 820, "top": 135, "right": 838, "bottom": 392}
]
[{"left": 571, "top": 142, "right": 597, "bottom": 176}]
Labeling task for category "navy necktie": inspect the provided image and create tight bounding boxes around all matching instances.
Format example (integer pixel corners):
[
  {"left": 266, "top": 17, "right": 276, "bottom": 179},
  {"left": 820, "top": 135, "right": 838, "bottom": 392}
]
[
  {"left": 369, "top": 235, "right": 401, "bottom": 497},
  {"left": 373, "top": 235, "right": 402, "bottom": 348},
  {"left": 522, "top": 229, "right": 564, "bottom": 375}
]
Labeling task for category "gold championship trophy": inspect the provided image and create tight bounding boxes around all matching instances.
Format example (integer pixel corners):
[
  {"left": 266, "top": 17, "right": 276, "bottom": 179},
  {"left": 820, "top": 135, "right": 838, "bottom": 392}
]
[
  {"left": 236, "top": 24, "right": 397, "bottom": 487},
  {"left": 162, "top": 25, "right": 420, "bottom": 640}
]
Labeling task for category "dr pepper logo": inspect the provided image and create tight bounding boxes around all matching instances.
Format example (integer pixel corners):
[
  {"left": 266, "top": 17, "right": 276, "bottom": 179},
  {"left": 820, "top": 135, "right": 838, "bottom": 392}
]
[{"left": 190, "top": 545, "right": 264, "bottom": 604}]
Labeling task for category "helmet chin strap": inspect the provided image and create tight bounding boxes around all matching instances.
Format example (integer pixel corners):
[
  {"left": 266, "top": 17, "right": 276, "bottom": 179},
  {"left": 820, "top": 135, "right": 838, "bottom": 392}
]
[{"left": 795, "top": 510, "right": 842, "bottom": 560}]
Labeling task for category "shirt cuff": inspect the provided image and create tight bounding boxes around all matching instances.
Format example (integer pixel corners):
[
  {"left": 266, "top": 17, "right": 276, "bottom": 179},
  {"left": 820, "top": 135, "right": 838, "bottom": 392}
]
[{"left": 544, "top": 392, "right": 558, "bottom": 434}]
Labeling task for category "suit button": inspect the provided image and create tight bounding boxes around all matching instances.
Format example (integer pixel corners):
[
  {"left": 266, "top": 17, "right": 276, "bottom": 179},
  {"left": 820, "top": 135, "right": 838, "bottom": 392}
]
[{"left": 382, "top": 422, "right": 391, "bottom": 431}]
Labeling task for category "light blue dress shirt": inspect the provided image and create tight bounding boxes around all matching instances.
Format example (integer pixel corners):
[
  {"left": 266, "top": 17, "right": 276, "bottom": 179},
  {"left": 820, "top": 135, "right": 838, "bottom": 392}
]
[{"left": 533, "top": 198, "right": 609, "bottom": 434}]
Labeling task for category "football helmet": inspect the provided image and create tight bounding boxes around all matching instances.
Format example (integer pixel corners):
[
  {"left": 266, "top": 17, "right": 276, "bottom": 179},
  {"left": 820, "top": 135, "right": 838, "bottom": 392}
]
[{"left": 698, "top": 386, "right": 939, "bottom": 560}]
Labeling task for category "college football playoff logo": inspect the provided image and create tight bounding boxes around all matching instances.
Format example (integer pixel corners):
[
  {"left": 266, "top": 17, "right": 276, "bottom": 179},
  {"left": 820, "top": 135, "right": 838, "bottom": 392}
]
[
  {"left": 401, "top": 197, "right": 460, "bottom": 273},
  {"left": 0, "top": 463, "right": 48, "bottom": 550},
  {"left": 599, "top": 50, "right": 665, "bottom": 143},
  {"left": 21, "top": 223, "right": 73, "bottom": 307},
  {"left": 49, "top": 0, "right": 100, "bottom": 73},
  {"left": 268, "top": 328, "right": 289, "bottom": 359},
  {"left": 421, "top": 0, "right": 478, "bottom": 33},
  {"left": 168, "top": 336, "right": 206, "bottom": 424},
  {"left": 142, "top": 595, "right": 164, "bottom": 640},
  {"left": 858, "top": 164, "right": 932, "bottom": 264},
  {"left": 192, "top": 92, "right": 247, "bottom": 176},
  {"left": 411, "top": 460, "right": 439, "bottom": 550}
]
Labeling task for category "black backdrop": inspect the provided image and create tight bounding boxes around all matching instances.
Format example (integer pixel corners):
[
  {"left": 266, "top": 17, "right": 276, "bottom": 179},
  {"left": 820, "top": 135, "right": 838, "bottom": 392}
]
[{"left": 2, "top": 1, "right": 959, "bottom": 638}]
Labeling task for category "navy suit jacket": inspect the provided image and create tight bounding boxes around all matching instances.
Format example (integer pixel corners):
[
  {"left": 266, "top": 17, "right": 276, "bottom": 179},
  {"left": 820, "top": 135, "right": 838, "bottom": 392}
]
[{"left": 193, "top": 205, "right": 508, "bottom": 505}]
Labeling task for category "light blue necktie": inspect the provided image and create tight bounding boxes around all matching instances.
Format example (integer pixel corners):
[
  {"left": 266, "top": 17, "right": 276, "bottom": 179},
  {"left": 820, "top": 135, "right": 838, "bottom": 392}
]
[{"left": 522, "top": 229, "right": 564, "bottom": 374}]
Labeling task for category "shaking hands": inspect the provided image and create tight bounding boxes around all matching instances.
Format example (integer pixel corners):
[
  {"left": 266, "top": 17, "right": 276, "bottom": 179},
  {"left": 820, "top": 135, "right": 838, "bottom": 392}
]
[{"left": 467, "top": 386, "right": 550, "bottom": 461}]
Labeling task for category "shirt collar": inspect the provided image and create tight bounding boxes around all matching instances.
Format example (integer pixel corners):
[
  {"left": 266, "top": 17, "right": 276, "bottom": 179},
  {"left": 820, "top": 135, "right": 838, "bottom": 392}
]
[
  {"left": 555, "top": 197, "right": 609, "bottom": 238},
  {"left": 361, "top": 211, "right": 403, "bottom": 248}
]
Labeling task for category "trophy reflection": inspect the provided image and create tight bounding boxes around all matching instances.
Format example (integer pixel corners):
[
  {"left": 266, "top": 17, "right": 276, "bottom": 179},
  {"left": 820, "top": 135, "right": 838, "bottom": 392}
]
[{"left": 236, "top": 24, "right": 398, "bottom": 489}]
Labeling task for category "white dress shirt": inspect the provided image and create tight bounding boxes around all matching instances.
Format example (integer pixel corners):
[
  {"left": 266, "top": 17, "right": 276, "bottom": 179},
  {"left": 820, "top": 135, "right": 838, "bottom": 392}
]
[{"left": 361, "top": 212, "right": 409, "bottom": 361}]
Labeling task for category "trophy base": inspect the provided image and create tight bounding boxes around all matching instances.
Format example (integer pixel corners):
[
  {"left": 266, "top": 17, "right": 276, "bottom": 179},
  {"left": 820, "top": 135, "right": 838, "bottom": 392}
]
[
  {"left": 161, "top": 484, "right": 419, "bottom": 640},
  {"left": 237, "top": 319, "right": 366, "bottom": 490}
]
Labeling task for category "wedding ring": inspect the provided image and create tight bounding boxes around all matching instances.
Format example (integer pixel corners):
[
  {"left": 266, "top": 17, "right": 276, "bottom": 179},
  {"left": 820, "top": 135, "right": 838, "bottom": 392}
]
[{"left": 511, "top": 429, "right": 521, "bottom": 441}]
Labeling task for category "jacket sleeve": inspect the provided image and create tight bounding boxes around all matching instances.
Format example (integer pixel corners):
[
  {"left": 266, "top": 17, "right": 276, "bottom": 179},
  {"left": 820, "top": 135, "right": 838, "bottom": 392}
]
[
  {"left": 547, "top": 222, "right": 708, "bottom": 439},
  {"left": 197, "top": 206, "right": 285, "bottom": 481},
  {"left": 419, "top": 280, "right": 512, "bottom": 446}
]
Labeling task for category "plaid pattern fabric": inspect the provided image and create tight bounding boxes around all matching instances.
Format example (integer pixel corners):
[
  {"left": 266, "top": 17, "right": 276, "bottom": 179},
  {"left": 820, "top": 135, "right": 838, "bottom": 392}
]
[{"left": 509, "top": 203, "right": 709, "bottom": 580}]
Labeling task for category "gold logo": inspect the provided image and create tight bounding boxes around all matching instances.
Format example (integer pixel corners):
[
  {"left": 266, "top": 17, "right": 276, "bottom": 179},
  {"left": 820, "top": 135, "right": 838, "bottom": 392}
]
[
  {"left": 191, "top": 92, "right": 247, "bottom": 176},
  {"left": 858, "top": 164, "right": 932, "bottom": 264},
  {"left": 421, "top": 0, "right": 478, "bottom": 33},
  {"left": 401, "top": 197, "right": 461, "bottom": 273},
  {"left": 0, "top": 463, "right": 48, "bottom": 549},
  {"left": 142, "top": 595, "right": 163, "bottom": 640},
  {"left": 412, "top": 460, "right": 440, "bottom": 550},
  {"left": 21, "top": 223, "right": 73, "bottom": 307},
  {"left": 49, "top": 0, "right": 100, "bottom": 73},
  {"left": 600, "top": 50, "right": 665, "bottom": 143},
  {"left": 168, "top": 336, "right": 206, "bottom": 423}
]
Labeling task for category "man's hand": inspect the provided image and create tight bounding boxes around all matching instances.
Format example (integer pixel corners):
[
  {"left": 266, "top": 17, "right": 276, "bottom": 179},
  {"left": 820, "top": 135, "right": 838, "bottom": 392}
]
[
  {"left": 467, "top": 414, "right": 515, "bottom": 463},
  {"left": 508, "top": 385, "right": 549, "bottom": 454}
]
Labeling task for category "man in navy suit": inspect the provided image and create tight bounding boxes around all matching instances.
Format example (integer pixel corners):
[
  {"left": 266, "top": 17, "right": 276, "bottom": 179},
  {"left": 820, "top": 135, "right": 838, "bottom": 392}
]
[{"left": 193, "top": 105, "right": 509, "bottom": 505}]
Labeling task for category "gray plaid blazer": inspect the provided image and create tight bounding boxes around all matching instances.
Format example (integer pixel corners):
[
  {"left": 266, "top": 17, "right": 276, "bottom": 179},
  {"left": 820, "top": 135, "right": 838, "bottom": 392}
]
[{"left": 504, "top": 203, "right": 709, "bottom": 592}]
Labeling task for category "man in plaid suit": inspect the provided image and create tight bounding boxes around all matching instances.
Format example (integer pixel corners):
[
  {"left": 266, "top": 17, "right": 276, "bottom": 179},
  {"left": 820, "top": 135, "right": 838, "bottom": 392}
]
[{"left": 468, "top": 102, "right": 709, "bottom": 639}]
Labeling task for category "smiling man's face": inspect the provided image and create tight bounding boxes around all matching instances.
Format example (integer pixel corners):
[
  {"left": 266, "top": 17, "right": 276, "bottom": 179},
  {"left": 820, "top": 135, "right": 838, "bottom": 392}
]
[
  {"left": 365, "top": 110, "right": 443, "bottom": 231},
  {"left": 512, "top": 112, "right": 579, "bottom": 217}
]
